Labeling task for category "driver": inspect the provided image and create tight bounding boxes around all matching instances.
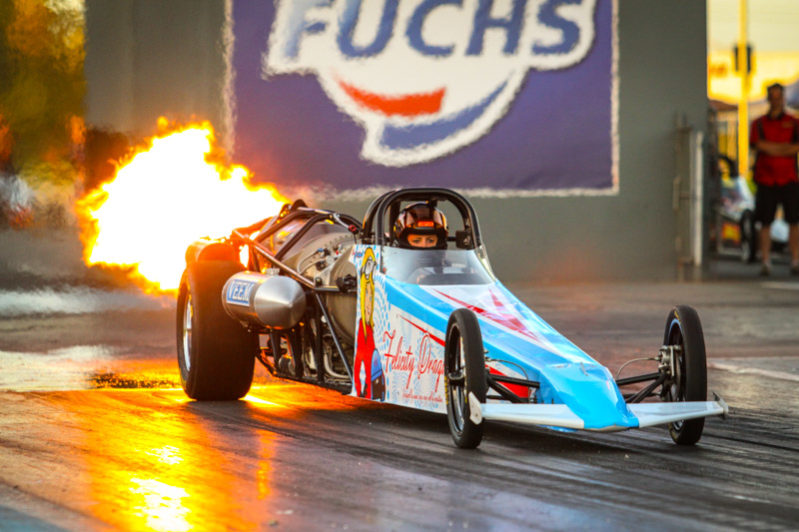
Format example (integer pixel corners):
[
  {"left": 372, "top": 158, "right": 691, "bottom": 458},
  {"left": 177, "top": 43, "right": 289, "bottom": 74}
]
[{"left": 393, "top": 202, "right": 448, "bottom": 249}]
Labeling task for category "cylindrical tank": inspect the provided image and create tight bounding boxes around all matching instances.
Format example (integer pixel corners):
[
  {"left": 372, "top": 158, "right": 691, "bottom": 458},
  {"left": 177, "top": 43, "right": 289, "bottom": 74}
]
[{"left": 222, "top": 272, "right": 306, "bottom": 330}]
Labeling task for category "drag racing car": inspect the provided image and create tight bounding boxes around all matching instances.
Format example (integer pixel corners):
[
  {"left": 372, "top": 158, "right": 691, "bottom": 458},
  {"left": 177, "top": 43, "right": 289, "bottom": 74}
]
[{"left": 177, "top": 188, "right": 727, "bottom": 448}]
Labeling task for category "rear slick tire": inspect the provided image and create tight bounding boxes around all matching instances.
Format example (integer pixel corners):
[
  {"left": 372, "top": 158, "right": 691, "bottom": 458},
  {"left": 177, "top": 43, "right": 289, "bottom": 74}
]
[
  {"left": 445, "top": 308, "right": 487, "bottom": 449},
  {"left": 176, "top": 260, "right": 257, "bottom": 400},
  {"left": 663, "top": 305, "right": 707, "bottom": 445}
]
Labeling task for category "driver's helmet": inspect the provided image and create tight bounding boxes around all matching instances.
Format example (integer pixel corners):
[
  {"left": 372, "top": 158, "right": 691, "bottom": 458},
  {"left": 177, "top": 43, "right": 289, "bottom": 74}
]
[{"left": 393, "top": 202, "right": 448, "bottom": 249}]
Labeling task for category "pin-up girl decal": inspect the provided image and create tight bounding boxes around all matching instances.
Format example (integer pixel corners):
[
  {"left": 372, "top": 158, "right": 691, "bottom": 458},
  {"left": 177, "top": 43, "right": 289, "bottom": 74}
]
[{"left": 354, "top": 248, "right": 385, "bottom": 400}]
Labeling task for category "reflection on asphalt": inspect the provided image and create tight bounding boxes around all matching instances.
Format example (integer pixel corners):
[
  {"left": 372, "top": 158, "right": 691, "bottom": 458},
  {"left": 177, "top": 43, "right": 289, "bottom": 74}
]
[
  {"left": 2, "top": 377, "right": 798, "bottom": 530},
  {"left": 1, "top": 262, "right": 798, "bottom": 528},
  {"left": 0, "top": 287, "right": 171, "bottom": 317},
  {"left": 0, "top": 285, "right": 180, "bottom": 392},
  {"left": 76, "top": 391, "right": 255, "bottom": 531},
  {"left": 0, "top": 346, "right": 180, "bottom": 391},
  {"left": 0, "top": 345, "right": 115, "bottom": 391},
  {"left": 0, "top": 385, "right": 365, "bottom": 530}
]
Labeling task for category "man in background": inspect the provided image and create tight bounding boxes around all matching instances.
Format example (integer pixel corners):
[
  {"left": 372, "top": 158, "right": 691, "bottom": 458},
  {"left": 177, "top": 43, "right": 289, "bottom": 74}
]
[{"left": 750, "top": 82, "right": 799, "bottom": 276}]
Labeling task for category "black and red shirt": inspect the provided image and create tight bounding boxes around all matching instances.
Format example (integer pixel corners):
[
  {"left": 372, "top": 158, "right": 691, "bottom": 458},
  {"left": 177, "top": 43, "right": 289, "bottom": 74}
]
[{"left": 750, "top": 112, "right": 799, "bottom": 186}]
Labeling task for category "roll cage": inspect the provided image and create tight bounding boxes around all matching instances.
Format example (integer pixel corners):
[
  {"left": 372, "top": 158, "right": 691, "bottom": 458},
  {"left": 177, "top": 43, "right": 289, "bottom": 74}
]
[
  {"left": 220, "top": 188, "right": 486, "bottom": 394},
  {"left": 232, "top": 200, "right": 361, "bottom": 287},
  {"left": 361, "top": 187, "right": 484, "bottom": 250},
  {"left": 223, "top": 201, "right": 361, "bottom": 392}
]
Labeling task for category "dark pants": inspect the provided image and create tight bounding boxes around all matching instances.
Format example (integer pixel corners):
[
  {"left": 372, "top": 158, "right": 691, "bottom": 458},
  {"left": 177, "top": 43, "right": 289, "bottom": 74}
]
[{"left": 754, "top": 182, "right": 799, "bottom": 225}]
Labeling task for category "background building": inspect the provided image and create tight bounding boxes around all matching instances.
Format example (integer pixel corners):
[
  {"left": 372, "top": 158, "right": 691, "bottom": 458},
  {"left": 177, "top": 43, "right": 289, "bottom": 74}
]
[
  {"left": 84, "top": 0, "right": 707, "bottom": 283},
  {"left": 707, "top": 0, "right": 799, "bottom": 165}
]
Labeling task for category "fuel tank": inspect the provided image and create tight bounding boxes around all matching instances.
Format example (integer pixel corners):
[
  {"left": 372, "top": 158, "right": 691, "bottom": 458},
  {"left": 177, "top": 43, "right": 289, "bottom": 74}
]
[{"left": 222, "top": 271, "right": 306, "bottom": 330}]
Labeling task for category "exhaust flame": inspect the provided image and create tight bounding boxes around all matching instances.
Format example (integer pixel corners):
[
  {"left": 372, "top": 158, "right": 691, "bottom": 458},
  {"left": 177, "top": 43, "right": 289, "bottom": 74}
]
[{"left": 77, "top": 120, "right": 287, "bottom": 292}]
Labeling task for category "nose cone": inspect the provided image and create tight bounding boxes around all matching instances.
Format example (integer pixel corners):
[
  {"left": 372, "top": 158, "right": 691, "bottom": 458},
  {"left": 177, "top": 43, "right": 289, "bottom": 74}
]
[{"left": 537, "top": 363, "right": 637, "bottom": 430}]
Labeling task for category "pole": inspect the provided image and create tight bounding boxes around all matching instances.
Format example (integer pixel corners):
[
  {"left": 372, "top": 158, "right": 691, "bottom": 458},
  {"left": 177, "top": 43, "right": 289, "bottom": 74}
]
[{"left": 737, "top": 0, "right": 750, "bottom": 178}]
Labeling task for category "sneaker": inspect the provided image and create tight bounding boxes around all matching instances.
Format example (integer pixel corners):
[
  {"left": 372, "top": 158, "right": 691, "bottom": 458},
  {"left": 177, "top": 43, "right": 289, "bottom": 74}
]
[{"left": 760, "top": 263, "right": 772, "bottom": 276}]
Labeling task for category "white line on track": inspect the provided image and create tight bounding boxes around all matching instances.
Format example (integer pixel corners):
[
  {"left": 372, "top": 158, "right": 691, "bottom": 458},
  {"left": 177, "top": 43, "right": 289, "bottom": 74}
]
[
  {"left": 709, "top": 361, "right": 799, "bottom": 382},
  {"left": 761, "top": 281, "right": 799, "bottom": 291}
]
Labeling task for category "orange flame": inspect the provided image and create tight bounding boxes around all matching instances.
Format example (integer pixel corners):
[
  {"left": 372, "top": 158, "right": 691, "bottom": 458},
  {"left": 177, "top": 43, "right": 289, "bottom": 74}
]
[{"left": 77, "top": 120, "right": 287, "bottom": 293}]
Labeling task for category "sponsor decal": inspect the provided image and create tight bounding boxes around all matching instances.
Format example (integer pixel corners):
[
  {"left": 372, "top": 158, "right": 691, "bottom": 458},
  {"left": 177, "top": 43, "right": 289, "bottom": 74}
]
[
  {"left": 225, "top": 279, "right": 256, "bottom": 305},
  {"left": 264, "top": 0, "right": 598, "bottom": 167},
  {"left": 382, "top": 318, "right": 446, "bottom": 399}
]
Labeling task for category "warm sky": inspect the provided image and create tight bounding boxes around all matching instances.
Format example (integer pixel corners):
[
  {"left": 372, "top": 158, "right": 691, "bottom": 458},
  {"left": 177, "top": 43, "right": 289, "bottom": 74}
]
[
  {"left": 707, "top": 0, "right": 799, "bottom": 101},
  {"left": 708, "top": 0, "right": 799, "bottom": 52}
]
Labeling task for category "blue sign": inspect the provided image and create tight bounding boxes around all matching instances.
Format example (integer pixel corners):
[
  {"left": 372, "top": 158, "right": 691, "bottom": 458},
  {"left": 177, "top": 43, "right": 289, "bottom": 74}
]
[{"left": 230, "top": 0, "right": 616, "bottom": 194}]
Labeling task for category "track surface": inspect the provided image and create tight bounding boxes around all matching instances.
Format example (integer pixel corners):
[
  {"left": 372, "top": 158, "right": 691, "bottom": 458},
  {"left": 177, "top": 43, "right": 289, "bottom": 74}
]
[
  {"left": 1, "top": 242, "right": 798, "bottom": 529},
  {"left": 3, "top": 374, "right": 797, "bottom": 531}
]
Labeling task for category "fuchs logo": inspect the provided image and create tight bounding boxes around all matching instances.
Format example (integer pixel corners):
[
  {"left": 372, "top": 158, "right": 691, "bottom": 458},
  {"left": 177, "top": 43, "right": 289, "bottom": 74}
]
[{"left": 263, "top": 0, "right": 597, "bottom": 167}]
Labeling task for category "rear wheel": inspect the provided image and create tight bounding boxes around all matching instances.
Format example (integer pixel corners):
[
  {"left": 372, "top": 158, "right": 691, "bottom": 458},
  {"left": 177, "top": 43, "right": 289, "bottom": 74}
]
[
  {"left": 176, "top": 261, "right": 257, "bottom": 400},
  {"left": 445, "top": 309, "right": 487, "bottom": 449},
  {"left": 662, "top": 305, "right": 707, "bottom": 445}
]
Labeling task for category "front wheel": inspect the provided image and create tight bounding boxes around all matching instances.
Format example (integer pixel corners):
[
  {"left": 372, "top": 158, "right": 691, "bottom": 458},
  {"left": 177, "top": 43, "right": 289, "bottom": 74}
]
[
  {"left": 176, "top": 260, "right": 257, "bottom": 400},
  {"left": 662, "top": 305, "right": 707, "bottom": 445},
  {"left": 445, "top": 309, "right": 487, "bottom": 449}
]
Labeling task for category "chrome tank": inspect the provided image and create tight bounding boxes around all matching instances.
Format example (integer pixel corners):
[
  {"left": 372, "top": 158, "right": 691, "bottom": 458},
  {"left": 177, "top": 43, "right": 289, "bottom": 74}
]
[{"left": 222, "top": 272, "right": 306, "bottom": 330}]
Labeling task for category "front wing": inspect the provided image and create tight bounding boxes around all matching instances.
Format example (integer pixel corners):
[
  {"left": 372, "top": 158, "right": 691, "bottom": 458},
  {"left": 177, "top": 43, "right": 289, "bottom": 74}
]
[{"left": 469, "top": 393, "right": 728, "bottom": 432}]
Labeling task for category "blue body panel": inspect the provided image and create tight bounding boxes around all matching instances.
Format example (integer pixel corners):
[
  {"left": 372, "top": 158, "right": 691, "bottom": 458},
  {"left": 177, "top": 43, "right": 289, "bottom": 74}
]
[{"left": 380, "top": 274, "right": 637, "bottom": 430}]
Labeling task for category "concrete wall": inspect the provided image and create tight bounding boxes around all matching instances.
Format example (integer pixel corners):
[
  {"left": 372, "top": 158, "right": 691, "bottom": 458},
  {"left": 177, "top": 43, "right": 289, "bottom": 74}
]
[
  {"left": 84, "top": 0, "right": 708, "bottom": 283},
  {"left": 85, "top": 0, "right": 228, "bottom": 139}
]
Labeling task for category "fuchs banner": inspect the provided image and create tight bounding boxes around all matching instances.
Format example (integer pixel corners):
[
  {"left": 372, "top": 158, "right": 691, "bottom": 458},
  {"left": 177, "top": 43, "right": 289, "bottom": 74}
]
[{"left": 229, "top": 0, "right": 617, "bottom": 196}]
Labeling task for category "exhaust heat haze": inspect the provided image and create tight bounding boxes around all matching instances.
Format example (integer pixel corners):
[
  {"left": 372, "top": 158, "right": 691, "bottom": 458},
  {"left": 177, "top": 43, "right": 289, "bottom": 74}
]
[{"left": 77, "top": 121, "right": 287, "bottom": 292}]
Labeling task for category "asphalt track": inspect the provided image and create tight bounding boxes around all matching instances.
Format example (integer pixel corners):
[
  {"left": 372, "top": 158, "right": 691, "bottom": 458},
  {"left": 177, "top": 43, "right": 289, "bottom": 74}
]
[{"left": 1, "top": 230, "right": 798, "bottom": 530}]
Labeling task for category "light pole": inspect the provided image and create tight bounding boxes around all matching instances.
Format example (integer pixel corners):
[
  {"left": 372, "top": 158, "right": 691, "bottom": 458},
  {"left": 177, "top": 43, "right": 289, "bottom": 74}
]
[{"left": 737, "top": 0, "right": 750, "bottom": 177}]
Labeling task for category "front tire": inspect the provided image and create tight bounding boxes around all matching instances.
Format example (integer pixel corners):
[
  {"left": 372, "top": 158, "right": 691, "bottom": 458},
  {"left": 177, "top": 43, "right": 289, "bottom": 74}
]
[
  {"left": 445, "top": 309, "right": 487, "bottom": 449},
  {"left": 176, "top": 261, "right": 257, "bottom": 400},
  {"left": 662, "top": 305, "right": 707, "bottom": 445}
]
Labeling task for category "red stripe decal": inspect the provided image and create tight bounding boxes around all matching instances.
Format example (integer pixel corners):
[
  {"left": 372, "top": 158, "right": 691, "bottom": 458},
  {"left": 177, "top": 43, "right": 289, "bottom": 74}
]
[
  {"left": 338, "top": 79, "right": 445, "bottom": 117},
  {"left": 400, "top": 316, "right": 445, "bottom": 346},
  {"left": 433, "top": 289, "right": 550, "bottom": 349}
]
